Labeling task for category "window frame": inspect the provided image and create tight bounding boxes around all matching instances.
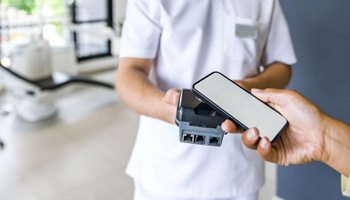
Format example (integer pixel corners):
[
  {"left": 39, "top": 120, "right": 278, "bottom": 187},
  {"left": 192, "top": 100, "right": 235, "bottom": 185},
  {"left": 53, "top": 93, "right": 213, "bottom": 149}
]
[{"left": 71, "top": 0, "right": 114, "bottom": 62}]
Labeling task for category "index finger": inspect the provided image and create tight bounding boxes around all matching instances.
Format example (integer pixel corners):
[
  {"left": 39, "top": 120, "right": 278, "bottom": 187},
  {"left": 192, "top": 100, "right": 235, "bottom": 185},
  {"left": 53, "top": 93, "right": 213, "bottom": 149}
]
[
  {"left": 221, "top": 119, "right": 238, "bottom": 133},
  {"left": 257, "top": 137, "right": 281, "bottom": 164}
]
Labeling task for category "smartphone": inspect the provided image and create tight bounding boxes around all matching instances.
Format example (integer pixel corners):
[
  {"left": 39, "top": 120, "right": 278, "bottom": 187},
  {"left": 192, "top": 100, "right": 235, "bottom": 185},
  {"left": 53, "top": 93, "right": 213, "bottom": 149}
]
[{"left": 192, "top": 71, "right": 288, "bottom": 142}]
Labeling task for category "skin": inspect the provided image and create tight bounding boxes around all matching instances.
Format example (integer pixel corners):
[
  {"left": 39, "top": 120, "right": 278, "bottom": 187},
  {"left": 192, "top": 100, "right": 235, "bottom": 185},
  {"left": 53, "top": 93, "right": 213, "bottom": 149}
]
[
  {"left": 116, "top": 57, "right": 292, "bottom": 125},
  {"left": 222, "top": 89, "right": 350, "bottom": 176}
]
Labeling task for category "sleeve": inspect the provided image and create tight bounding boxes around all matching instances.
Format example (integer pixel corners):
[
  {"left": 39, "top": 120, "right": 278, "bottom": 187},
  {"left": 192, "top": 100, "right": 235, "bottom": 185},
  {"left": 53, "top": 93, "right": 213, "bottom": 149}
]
[
  {"left": 342, "top": 175, "right": 350, "bottom": 197},
  {"left": 119, "top": 0, "right": 161, "bottom": 59},
  {"left": 261, "top": 0, "right": 297, "bottom": 66}
]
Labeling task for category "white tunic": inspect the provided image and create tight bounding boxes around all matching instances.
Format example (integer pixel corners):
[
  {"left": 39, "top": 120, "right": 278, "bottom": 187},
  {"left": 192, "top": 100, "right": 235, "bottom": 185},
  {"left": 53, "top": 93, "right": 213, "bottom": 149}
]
[{"left": 120, "top": 0, "right": 297, "bottom": 198}]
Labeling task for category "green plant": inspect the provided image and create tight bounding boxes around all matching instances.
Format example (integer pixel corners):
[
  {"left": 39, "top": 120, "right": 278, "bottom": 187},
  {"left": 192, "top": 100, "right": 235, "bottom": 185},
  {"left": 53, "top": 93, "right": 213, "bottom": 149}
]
[
  {"left": 2, "top": 0, "right": 64, "bottom": 15},
  {"left": 47, "top": 0, "right": 64, "bottom": 16},
  {"left": 3, "top": 0, "right": 37, "bottom": 14}
]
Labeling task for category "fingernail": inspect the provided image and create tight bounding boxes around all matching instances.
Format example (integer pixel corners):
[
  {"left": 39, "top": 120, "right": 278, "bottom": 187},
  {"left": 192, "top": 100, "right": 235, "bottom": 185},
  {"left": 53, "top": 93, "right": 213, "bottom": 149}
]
[
  {"left": 247, "top": 129, "right": 257, "bottom": 140},
  {"left": 260, "top": 138, "right": 268, "bottom": 149}
]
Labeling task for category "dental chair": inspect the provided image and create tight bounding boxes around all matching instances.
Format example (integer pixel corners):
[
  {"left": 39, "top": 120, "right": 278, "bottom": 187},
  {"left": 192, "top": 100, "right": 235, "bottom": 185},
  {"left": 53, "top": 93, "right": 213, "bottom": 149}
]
[
  {"left": 0, "top": 62, "right": 114, "bottom": 119},
  {"left": 0, "top": 63, "right": 115, "bottom": 149}
]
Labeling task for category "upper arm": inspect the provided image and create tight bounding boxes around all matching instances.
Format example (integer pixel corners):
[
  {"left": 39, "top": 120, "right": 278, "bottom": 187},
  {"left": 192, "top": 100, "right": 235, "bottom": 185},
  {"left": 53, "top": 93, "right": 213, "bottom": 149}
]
[
  {"left": 118, "top": 57, "right": 154, "bottom": 76},
  {"left": 118, "top": 0, "right": 161, "bottom": 78},
  {"left": 119, "top": 0, "right": 161, "bottom": 59},
  {"left": 261, "top": 0, "right": 297, "bottom": 66}
]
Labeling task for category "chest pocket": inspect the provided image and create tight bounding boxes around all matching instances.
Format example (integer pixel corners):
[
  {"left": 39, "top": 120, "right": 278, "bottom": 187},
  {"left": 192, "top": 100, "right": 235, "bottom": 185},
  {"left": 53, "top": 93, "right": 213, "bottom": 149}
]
[{"left": 223, "top": 16, "right": 261, "bottom": 68}]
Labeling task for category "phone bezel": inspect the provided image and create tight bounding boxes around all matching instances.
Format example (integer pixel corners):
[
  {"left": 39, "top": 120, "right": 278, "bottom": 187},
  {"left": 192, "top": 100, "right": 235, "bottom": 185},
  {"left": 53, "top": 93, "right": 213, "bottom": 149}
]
[{"left": 192, "top": 71, "right": 288, "bottom": 142}]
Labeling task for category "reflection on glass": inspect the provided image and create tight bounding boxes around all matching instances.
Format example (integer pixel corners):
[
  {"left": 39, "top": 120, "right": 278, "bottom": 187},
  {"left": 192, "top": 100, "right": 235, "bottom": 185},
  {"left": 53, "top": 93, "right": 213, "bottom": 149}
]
[
  {"left": 75, "top": 0, "right": 108, "bottom": 22},
  {"left": 75, "top": 23, "right": 109, "bottom": 58}
]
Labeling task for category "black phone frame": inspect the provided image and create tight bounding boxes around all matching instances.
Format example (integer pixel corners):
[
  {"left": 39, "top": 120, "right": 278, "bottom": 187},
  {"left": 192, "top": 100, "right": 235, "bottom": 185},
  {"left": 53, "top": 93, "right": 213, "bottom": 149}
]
[{"left": 192, "top": 71, "right": 288, "bottom": 142}]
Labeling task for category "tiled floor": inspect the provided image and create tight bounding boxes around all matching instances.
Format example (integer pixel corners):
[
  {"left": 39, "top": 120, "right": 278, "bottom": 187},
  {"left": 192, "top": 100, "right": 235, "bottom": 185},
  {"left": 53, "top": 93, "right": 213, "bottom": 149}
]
[
  {"left": 0, "top": 72, "right": 277, "bottom": 200},
  {"left": 0, "top": 85, "right": 137, "bottom": 200}
]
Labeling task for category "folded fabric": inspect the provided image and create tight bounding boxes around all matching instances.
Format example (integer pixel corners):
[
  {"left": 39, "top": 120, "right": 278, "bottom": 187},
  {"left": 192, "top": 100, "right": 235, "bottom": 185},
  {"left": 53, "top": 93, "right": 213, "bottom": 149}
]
[{"left": 342, "top": 175, "right": 350, "bottom": 197}]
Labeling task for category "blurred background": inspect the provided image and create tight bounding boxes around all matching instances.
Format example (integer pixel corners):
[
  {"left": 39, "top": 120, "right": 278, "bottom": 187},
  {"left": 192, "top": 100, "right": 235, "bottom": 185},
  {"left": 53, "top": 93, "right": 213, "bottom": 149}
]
[{"left": 0, "top": 0, "right": 349, "bottom": 200}]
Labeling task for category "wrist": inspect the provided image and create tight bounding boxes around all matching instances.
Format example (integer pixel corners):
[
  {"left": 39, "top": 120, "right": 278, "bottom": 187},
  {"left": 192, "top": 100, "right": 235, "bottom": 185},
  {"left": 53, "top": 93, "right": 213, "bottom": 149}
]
[
  {"left": 320, "top": 115, "right": 333, "bottom": 164},
  {"left": 322, "top": 116, "right": 350, "bottom": 176}
]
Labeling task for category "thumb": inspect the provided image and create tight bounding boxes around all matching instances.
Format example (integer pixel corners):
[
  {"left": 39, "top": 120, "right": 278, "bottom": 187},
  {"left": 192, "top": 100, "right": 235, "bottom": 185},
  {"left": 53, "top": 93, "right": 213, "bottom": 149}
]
[
  {"left": 164, "top": 88, "right": 180, "bottom": 106},
  {"left": 251, "top": 88, "right": 287, "bottom": 108}
]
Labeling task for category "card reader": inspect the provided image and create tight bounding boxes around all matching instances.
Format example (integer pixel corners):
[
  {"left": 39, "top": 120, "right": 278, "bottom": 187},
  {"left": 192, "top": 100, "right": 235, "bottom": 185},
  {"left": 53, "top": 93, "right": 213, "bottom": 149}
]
[{"left": 175, "top": 89, "right": 226, "bottom": 146}]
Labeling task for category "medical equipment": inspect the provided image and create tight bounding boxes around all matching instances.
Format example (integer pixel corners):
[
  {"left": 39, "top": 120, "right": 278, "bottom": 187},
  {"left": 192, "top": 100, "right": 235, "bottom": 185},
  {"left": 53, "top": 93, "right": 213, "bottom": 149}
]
[
  {"left": 0, "top": 1, "right": 115, "bottom": 123},
  {"left": 0, "top": 57, "right": 114, "bottom": 122}
]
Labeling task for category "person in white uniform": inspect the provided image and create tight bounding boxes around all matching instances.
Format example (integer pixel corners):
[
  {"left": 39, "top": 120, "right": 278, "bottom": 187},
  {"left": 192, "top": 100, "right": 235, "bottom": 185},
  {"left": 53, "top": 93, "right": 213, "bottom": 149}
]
[{"left": 116, "top": 0, "right": 297, "bottom": 199}]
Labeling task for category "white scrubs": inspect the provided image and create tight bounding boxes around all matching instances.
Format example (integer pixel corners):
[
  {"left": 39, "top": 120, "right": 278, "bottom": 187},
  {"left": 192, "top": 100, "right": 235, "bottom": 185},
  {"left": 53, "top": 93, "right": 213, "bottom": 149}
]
[{"left": 120, "top": 0, "right": 297, "bottom": 199}]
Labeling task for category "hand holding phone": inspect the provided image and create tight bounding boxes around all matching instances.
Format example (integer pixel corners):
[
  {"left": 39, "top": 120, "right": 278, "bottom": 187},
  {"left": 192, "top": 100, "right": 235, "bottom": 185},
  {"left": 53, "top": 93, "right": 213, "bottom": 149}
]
[{"left": 192, "top": 72, "right": 288, "bottom": 142}]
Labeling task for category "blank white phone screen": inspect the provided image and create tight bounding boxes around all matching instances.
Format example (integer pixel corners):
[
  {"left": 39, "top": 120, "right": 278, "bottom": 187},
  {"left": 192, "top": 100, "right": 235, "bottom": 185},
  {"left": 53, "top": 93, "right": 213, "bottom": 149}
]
[{"left": 194, "top": 72, "right": 287, "bottom": 140}]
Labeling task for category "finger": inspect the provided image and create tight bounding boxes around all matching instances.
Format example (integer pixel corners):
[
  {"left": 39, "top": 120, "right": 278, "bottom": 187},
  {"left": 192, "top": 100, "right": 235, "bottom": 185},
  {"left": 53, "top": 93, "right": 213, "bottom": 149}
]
[
  {"left": 257, "top": 137, "right": 280, "bottom": 164},
  {"left": 221, "top": 120, "right": 238, "bottom": 133},
  {"left": 234, "top": 80, "right": 244, "bottom": 88},
  {"left": 234, "top": 80, "right": 251, "bottom": 91},
  {"left": 251, "top": 88, "right": 286, "bottom": 106},
  {"left": 164, "top": 88, "right": 180, "bottom": 106},
  {"left": 242, "top": 128, "right": 260, "bottom": 150}
]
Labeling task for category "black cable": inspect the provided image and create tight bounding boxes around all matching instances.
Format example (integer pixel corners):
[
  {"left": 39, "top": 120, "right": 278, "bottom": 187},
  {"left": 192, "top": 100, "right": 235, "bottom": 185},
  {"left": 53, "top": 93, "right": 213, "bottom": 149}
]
[
  {"left": 40, "top": 77, "right": 115, "bottom": 91},
  {"left": 0, "top": 62, "right": 37, "bottom": 84},
  {"left": 0, "top": 62, "right": 114, "bottom": 91}
]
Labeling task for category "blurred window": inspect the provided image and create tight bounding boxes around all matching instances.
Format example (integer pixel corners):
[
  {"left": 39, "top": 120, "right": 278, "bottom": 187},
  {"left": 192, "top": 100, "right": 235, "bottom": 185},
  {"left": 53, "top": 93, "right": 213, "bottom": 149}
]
[{"left": 71, "top": 0, "right": 114, "bottom": 61}]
